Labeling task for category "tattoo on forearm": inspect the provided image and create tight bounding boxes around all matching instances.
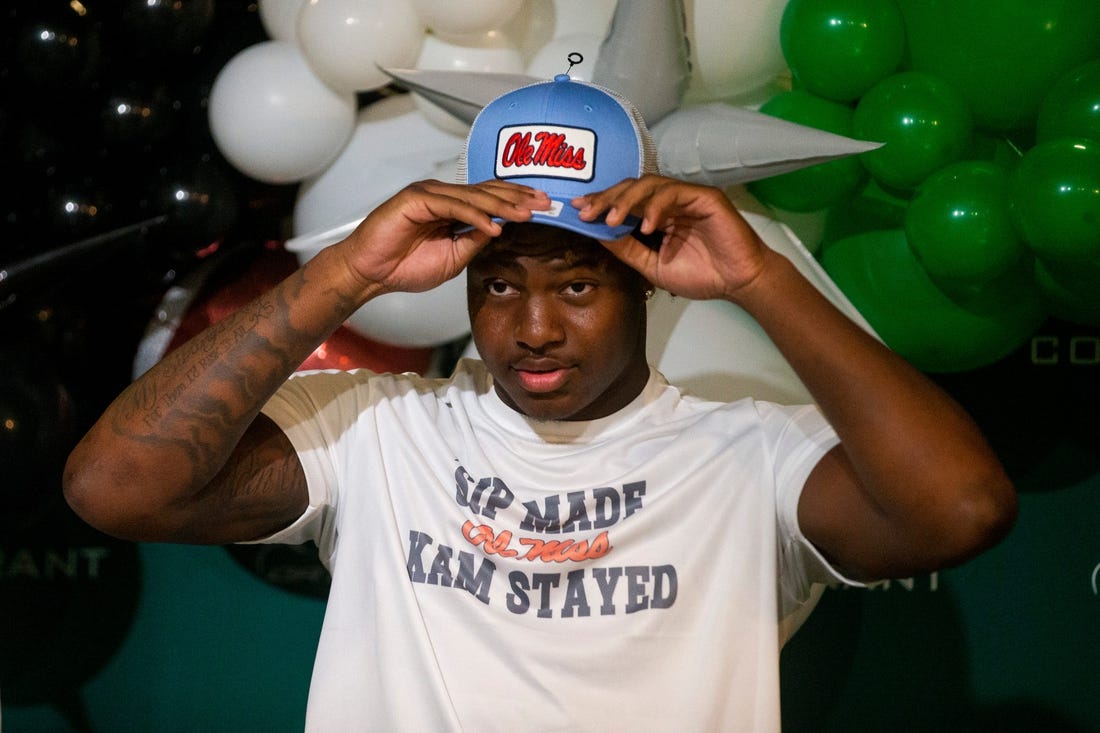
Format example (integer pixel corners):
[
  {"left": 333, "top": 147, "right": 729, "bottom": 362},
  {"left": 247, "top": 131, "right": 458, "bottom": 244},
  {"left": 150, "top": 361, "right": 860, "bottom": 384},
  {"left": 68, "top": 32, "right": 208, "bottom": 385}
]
[{"left": 110, "top": 270, "right": 333, "bottom": 482}]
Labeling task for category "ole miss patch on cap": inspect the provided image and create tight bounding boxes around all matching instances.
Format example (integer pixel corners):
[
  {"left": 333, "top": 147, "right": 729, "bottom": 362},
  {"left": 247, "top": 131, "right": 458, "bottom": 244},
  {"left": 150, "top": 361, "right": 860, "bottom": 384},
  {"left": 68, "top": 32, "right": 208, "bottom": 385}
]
[{"left": 495, "top": 124, "right": 596, "bottom": 182}]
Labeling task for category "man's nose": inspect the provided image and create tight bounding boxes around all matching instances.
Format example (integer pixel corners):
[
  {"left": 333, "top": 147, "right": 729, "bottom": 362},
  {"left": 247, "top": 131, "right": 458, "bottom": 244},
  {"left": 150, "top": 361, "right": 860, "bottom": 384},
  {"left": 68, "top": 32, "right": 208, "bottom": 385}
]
[{"left": 514, "top": 295, "right": 565, "bottom": 351}]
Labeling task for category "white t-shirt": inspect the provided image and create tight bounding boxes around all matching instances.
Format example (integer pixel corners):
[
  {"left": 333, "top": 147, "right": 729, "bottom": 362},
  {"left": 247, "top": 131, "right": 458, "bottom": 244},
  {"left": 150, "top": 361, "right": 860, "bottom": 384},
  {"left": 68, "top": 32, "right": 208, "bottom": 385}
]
[{"left": 259, "top": 359, "right": 853, "bottom": 732}]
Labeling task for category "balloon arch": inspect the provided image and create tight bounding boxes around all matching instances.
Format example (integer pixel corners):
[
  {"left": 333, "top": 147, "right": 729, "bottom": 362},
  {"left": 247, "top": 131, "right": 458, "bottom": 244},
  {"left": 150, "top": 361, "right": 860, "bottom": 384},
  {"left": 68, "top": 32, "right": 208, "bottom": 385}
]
[
  {"left": 231, "top": 0, "right": 1100, "bottom": 376},
  {"left": 3, "top": 0, "right": 1099, "bottom": 376}
]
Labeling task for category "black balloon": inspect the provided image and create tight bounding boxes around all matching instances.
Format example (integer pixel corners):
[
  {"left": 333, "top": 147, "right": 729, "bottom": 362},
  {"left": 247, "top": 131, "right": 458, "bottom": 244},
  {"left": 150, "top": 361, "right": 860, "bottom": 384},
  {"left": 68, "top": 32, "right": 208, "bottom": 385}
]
[
  {"left": 172, "top": 6, "right": 270, "bottom": 153},
  {"left": 112, "top": 0, "right": 216, "bottom": 61},
  {"left": 97, "top": 79, "right": 181, "bottom": 150},
  {"left": 43, "top": 176, "right": 122, "bottom": 243},
  {"left": 140, "top": 155, "right": 241, "bottom": 256},
  {"left": 0, "top": 179, "right": 45, "bottom": 262},
  {"left": 0, "top": 340, "right": 140, "bottom": 714},
  {"left": 9, "top": 6, "right": 103, "bottom": 95},
  {"left": 0, "top": 346, "right": 75, "bottom": 524},
  {"left": 12, "top": 117, "right": 85, "bottom": 179},
  {"left": 226, "top": 543, "right": 333, "bottom": 600},
  {"left": 0, "top": 498, "right": 142, "bottom": 711}
]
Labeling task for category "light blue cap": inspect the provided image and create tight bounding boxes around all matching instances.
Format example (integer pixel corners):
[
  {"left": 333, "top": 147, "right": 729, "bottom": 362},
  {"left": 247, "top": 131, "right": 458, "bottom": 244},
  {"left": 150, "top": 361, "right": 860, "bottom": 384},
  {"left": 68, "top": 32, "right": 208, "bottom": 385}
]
[{"left": 461, "top": 74, "right": 658, "bottom": 240}]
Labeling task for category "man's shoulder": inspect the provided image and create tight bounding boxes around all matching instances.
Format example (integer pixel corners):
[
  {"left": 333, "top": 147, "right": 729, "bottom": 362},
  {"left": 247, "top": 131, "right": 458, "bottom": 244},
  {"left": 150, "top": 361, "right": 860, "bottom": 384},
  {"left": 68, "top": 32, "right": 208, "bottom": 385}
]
[{"left": 449, "top": 357, "right": 491, "bottom": 383}]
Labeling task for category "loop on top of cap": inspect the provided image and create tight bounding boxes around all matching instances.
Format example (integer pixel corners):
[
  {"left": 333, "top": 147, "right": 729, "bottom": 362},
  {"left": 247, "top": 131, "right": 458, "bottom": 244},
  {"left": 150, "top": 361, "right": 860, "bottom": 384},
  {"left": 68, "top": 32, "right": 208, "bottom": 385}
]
[{"left": 565, "top": 52, "right": 584, "bottom": 76}]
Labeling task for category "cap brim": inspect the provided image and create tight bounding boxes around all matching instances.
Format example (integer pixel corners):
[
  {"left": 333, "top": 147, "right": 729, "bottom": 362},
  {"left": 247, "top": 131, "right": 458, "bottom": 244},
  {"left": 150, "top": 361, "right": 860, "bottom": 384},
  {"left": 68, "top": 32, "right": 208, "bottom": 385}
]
[
  {"left": 527, "top": 197, "right": 639, "bottom": 241},
  {"left": 452, "top": 197, "right": 638, "bottom": 241}
]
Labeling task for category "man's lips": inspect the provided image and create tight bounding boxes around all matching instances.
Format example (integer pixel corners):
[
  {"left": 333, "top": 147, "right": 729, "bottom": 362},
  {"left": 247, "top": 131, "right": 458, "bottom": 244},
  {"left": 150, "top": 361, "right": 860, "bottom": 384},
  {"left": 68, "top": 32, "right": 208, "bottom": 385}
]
[{"left": 512, "top": 360, "right": 572, "bottom": 394}]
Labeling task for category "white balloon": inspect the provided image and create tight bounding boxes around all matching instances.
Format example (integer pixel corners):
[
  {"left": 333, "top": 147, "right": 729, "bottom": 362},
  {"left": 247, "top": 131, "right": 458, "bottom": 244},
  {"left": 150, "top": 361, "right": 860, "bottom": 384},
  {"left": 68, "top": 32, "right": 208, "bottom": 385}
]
[
  {"left": 766, "top": 207, "right": 828, "bottom": 256},
  {"left": 414, "top": 31, "right": 526, "bottom": 78},
  {"left": 208, "top": 41, "right": 357, "bottom": 185},
  {"left": 258, "top": 0, "right": 303, "bottom": 43},
  {"left": 408, "top": 0, "right": 525, "bottom": 38},
  {"left": 344, "top": 277, "right": 471, "bottom": 348},
  {"left": 525, "top": 32, "right": 603, "bottom": 81},
  {"left": 293, "top": 94, "right": 466, "bottom": 236},
  {"left": 685, "top": 0, "right": 790, "bottom": 102},
  {"left": 646, "top": 294, "right": 809, "bottom": 404},
  {"left": 547, "top": 0, "right": 617, "bottom": 39},
  {"left": 297, "top": 0, "right": 426, "bottom": 94},
  {"left": 503, "top": 0, "right": 556, "bottom": 62},
  {"left": 289, "top": 236, "right": 471, "bottom": 348},
  {"left": 500, "top": 0, "right": 616, "bottom": 62},
  {"left": 413, "top": 31, "right": 526, "bottom": 135}
]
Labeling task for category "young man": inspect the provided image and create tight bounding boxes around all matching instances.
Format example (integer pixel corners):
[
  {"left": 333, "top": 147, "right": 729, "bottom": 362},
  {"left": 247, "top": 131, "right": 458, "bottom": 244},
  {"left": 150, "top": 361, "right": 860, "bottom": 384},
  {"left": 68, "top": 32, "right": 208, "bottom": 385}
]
[{"left": 64, "top": 78, "right": 1016, "bottom": 730}]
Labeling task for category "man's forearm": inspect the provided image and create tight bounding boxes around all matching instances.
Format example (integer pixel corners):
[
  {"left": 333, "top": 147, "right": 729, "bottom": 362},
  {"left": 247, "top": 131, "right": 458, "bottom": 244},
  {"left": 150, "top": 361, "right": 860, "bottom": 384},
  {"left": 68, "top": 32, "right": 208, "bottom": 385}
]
[{"left": 64, "top": 243, "right": 368, "bottom": 521}]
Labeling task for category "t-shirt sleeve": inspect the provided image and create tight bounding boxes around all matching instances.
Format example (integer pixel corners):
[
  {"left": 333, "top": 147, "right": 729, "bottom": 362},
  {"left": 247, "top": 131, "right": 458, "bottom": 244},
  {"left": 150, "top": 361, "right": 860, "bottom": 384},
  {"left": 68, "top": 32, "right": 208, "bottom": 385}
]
[
  {"left": 758, "top": 402, "right": 864, "bottom": 619},
  {"left": 238, "top": 370, "right": 363, "bottom": 568}
]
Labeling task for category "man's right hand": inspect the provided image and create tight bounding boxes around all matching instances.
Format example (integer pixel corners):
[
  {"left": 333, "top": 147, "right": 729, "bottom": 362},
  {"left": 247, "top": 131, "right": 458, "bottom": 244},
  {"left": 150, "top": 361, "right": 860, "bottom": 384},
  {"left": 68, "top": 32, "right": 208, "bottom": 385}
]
[{"left": 334, "top": 179, "right": 551, "bottom": 299}]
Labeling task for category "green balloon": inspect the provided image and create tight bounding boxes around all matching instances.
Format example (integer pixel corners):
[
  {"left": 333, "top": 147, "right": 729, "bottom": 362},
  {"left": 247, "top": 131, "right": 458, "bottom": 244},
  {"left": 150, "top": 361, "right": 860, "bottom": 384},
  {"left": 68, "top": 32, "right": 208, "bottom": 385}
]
[
  {"left": 1009, "top": 137, "right": 1100, "bottom": 263},
  {"left": 904, "top": 161, "right": 1025, "bottom": 294},
  {"left": 1034, "top": 256, "right": 1100, "bottom": 326},
  {"left": 1036, "top": 59, "right": 1100, "bottom": 144},
  {"left": 966, "top": 132, "right": 1030, "bottom": 170},
  {"left": 747, "top": 90, "right": 868, "bottom": 212},
  {"left": 853, "top": 71, "right": 973, "bottom": 191},
  {"left": 897, "top": 0, "right": 1100, "bottom": 132},
  {"left": 821, "top": 229, "right": 1047, "bottom": 372},
  {"left": 821, "top": 178, "right": 910, "bottom": 246},
  {"left": 780, "top": 0, "right": 907, "bottom": 102}
]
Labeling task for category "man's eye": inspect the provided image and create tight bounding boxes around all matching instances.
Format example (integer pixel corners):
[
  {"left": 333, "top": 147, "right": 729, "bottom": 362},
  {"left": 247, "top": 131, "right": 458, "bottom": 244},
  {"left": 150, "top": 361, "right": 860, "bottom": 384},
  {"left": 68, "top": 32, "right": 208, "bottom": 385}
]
[
  {"left": 565, "top": 282, "right": 594, "bottom": 295},
  {"left": 487, "top": 280, "right": 514, "bottom": 295}
]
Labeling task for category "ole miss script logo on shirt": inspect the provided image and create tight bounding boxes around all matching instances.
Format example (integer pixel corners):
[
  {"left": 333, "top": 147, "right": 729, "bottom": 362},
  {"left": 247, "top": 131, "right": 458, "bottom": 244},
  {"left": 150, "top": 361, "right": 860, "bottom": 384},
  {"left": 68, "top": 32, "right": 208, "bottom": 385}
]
[{"left": 495, "top": 124, "right": 596, "bottom": 182}]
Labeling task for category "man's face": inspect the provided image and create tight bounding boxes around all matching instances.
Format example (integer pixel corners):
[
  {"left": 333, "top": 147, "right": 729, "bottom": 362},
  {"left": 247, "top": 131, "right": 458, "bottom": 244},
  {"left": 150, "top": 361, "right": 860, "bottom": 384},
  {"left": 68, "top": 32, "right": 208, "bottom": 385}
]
[{"left": 467, "top": 223, "right": 650, "bottom": 421}]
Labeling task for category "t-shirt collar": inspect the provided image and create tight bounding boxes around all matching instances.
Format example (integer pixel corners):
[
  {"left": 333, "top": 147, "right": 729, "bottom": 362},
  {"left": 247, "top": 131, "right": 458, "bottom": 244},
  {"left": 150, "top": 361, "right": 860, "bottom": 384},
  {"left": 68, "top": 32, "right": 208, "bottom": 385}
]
[{"left": 482, "top": 366, "right": 668, "bottom": 444}]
